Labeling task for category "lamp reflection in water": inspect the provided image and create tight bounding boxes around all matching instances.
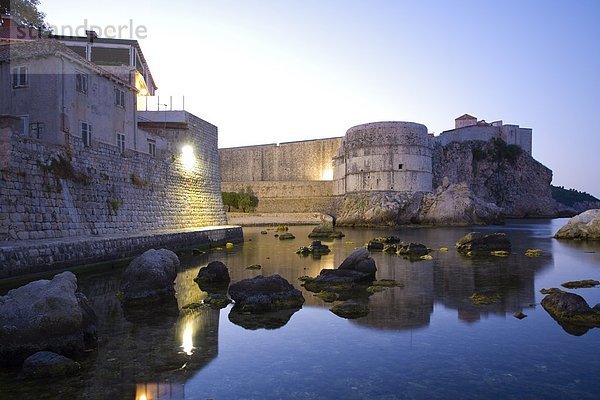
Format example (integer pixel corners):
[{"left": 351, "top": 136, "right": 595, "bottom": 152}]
[
  {"left": 135, "top": 382, "right": 184, "bottom": 400},
  {"left": 181, "top": 320, "right": 195, "bottom": 356}
]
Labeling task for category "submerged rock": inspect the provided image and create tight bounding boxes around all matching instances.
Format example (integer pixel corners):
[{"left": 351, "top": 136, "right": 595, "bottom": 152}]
[
  {"left": 513, "top": 312, "right": 527, "bottom": 320},
  {"left": 367, "top": 236, "right": 401, "bottom": 251},
  {"left": 554, "top": 209, "right": 600, "bottom": 240},
  {"left": 0, "top": 272, "right": 98, "bottom": 365},
  {"left": 330, "top": 300, "right": 370, "bottom": 319},
  {"left": 308, "top": 222, "right": 344, "bottom": 239},
  {"left": 456, "top": 232, "right": 511, "bottom": 256},
  {"left": 228, "top": 275, "right": 305, "bottom": 313},
  {"left": 561, "top": 280, "right": 600, "bottom": 289},
  {"left": 338, "top": 248, "right": 377, "bottom": 277},
  {"left": 22, "top": 351, "right": 81, "bottom": 379},
  {"left": 525, "top": 249, "right": 543, "bottom": 257},
  {"left": 278, "top": 232, "right": 296, "bottom": 240},
  {"left": 540, "top": 288, "right": 565, "bottom": 295},
  {"left": 195, "top": 261, "right": 231, "bottom": 289},
  {"left": 120, "top": 248, "right": 179, "bottom": 306},
  {"left": 396, "top": 243, "right": 430, "bottom": 259},
  {"left": 246, "top": 264, "right": 262, "bottom": 270},
  {"left": 470, "top": 292, "right": 501, "bottom": 305},
  {"left": 204, "top": 293, "right": 231, "bottom": 309},
  {"left": 296, "top": 241, "right": 331, "bottom": 257}
]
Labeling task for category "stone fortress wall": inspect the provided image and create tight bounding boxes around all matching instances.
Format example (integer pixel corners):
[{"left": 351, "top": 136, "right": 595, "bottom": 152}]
[
  {"left": 219, "top": 117, "right": 533, "bottom": 214},
  {"left": 0, "top": 114, "right": 227, "bottom": 241},
  {"left": 333, "top": 122, "right": 433, "bottom": 195},
  {"left": 220, "top": 137, "right": 342, "bottom": 213}
]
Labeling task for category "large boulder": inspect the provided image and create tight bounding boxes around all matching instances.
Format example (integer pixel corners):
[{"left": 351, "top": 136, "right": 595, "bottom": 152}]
[
  {"left": 194, "top": 261, "right": 231, "bottom": 293},
  {"left": 456, "top": 232, "right": 511, "bottom": 256},
  {"left": 554, "top": 209, "right": 600, "bottom": 240},
  {"left": 338, "top": 248, "right": 377, "bottom": 277},
  {"left": 120, "top": 249, "right": 179, "bottom": 306},
  {"left": 541, "top": 291, "right": 600, "bottom": 335},
  {"left": 0, "top": 272, "right": 98, "bottom": 365},
  {"left": 228, "top": 275, "right": 305, "bottom": 313},
  {"left": 22, "top": 351, "right": 81, "bottom": 378}
]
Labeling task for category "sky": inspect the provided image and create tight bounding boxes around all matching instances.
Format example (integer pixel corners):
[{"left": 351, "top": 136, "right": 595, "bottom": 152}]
[{"left": 39, "top": 0, "right": 600, "bottom": 197}]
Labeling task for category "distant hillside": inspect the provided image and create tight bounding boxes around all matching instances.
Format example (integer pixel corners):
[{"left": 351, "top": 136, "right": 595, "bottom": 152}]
[{"left": 551, "top": 185, "right": 600, "bottom": 207}]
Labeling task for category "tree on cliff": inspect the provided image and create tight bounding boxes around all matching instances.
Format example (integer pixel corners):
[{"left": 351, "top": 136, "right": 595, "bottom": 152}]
[{"left": 1, "top": 0, "right": 48, "bottom": 29}]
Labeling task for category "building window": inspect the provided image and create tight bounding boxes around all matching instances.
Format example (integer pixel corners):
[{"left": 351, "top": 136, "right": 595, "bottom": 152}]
[
  {"left": 148, "top": 139, "right": 156, "bottom": 157},
  {"left": 81, "top": 122, "right": 92, "bottom": 147},
  {"left": 29, "top": 122, "right": 44, "bottom": 139},
  {"left": 115, "top": 88, "right": 125, "bottom": 108},
  {"left": 76, "top": 71, "right": 88, "bottom": 94},
  {"left": 398, "top": 164, "right": 404, "bottom": 170},
  {"left": 116, "top": 132, "right": 125, "bottom": 154},
  {"left": 12, "top": 66, "right": 29, "bottom": 88},
  {"left": 15, "top": 115, "right": 29, "bottom": 135}
]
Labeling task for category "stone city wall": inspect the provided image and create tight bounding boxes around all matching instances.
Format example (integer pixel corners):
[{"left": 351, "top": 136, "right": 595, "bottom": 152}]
[
  {"left": 0, "top": 118, "right": 227, "bottom": 242},
  {"left": 219, "top": 137, "right": 342, "bottom": 213},
  {"left": 221, "top": 180, "right": 339, "bottom": 213}
]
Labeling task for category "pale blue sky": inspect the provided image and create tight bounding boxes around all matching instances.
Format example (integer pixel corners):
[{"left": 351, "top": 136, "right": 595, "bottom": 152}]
[{"left": 40, "top": 0, "right": 600, "bottom": 197}]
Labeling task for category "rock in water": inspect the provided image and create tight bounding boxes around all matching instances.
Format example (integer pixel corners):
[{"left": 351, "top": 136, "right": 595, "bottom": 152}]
[
  {"left": 541, "top": 291, "right": 600, "bottom": 328},
  {"left": 22, "top": 351, "right": 81, "bottom": 378},
  {"left": 0, "top": 272, "right": 98, "bottom": 365},
  {"left": 308, "top": 222, "right": 344, "bottom": 239},
  {"left": 554, "top": 209, "right": 600, "bottom": 240},
  {"left": 330, "top": 300, "right": 370, "bottom": 319},
  {"left": 338, "top": 248, "right": 377, "bottom": 277},
  {"left": 278, "top": 232, "right": 296, "bottom": 240},
  {"left": 120, "top": 248, "right": 179, "bottom": 306},
  {"left": 396, "top": 243, "right": 430, "bottom": 258},
  {"left": 455, "top": 232, "right": 511, "bottom": 256},
  {"left": 195, "top": 261, "right": 231, "bottom": 288},
  {"left": 228, "top": 275, "right": 305, "bottom": 313}
]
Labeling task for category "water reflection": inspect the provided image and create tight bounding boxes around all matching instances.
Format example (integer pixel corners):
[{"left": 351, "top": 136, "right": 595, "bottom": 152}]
[{"left": 135, "top": 382, "right": 184, "bottom": 400}]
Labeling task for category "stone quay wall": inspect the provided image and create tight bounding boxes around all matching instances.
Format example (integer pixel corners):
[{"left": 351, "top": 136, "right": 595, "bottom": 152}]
[
  {"left": 219, "top": 137, "right": 342, "bottom": 213},
  {"left": 0, "top": 117, "right": 228, "bottom": 242},
  {"left": 0, "top": 226, "right": 242, "bottom": 279}
]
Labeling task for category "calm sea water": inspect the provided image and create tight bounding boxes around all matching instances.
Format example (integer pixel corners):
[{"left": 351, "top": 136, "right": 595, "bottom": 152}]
[{"left": 2, "top": 219, "right": 600, "bottom": 399}]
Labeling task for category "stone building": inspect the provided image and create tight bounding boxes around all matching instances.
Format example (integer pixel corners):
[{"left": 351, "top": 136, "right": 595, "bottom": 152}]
[
  {"left": 0, "top": 26, "right": 237, "bottom": 276},
  {"left": 437, "top": 114, "right": 532, "bottom": 155}
]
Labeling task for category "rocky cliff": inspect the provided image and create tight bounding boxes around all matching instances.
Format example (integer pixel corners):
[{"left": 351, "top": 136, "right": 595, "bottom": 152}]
[
  {"left": 336, "top": 138, "right": 558, "bottom": 227},
  {"left": 432, "top": 138, "right": 557, "bottom": 218}
]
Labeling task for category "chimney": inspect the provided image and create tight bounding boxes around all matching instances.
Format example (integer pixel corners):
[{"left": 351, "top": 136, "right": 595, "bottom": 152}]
[{"left": 86, "top": 30, "right": 98, "bottom": 42}]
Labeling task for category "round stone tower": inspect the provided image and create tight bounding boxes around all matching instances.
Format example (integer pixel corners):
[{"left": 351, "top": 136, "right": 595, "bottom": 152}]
[{"left": 333, "top": 122, "right": 433, "bottom": 195}]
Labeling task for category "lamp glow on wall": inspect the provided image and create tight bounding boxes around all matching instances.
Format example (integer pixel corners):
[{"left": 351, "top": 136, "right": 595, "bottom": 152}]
[
  {"left": 320, "top": 166, "right": 334, "bottom": 180},
  {"left": 181, "top": 144, "right": 196, "bottom": 172}
]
